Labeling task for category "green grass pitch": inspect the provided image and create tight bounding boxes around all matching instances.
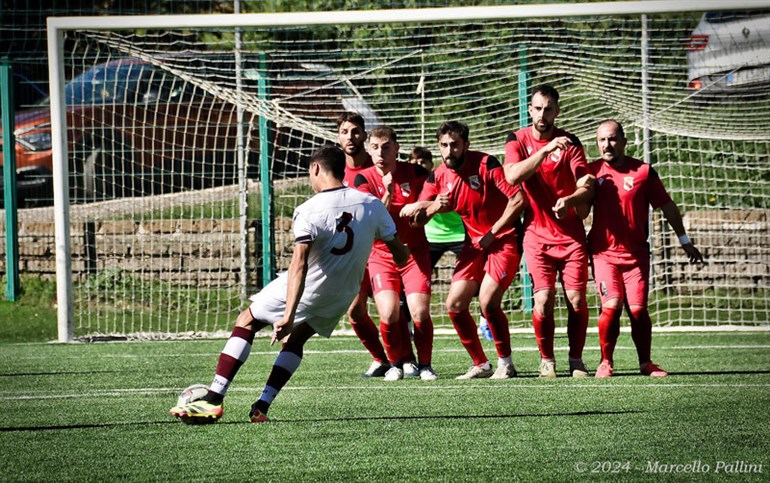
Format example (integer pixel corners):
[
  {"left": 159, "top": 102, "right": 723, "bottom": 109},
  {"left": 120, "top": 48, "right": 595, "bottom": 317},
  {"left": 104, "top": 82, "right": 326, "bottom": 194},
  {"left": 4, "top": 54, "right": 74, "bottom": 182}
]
[{"left": 2, "top": 331, "right": 769, "bottom": 481}]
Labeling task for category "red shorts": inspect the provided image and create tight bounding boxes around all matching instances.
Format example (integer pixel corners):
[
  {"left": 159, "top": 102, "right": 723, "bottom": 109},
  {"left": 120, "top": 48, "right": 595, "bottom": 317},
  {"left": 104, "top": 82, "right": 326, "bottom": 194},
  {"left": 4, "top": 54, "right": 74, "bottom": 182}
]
[
  {"left": 591, "top": 254, "right": 649, "bottom": 307},
  {"left": 523, "top": 239, "right": 588, "bottom": 292},
  {"left": 368, "top": 248, "right": 432, "bottom": 296},
  {"left": 452, "top": 235, "right": 520, "bottom": 289}
]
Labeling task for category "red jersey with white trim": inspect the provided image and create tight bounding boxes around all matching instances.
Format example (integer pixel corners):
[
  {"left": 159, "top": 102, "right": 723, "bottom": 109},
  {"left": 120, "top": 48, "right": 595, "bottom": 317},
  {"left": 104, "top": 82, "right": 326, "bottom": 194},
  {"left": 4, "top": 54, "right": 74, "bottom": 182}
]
[
  {"left": 588, "top": 156, "right": 672, "bottom": 261},
  {"left": 342, "top": 155, "right": 373, "bottom": 188},
  {"left": 354, "top": 162, "right": 430, "bottom": 254},
  {"left": 504, "top": 127, "right": 589, "bottom": 245},
  {"left": 419, "top": 151, "right": 520, "bottom": 240}
]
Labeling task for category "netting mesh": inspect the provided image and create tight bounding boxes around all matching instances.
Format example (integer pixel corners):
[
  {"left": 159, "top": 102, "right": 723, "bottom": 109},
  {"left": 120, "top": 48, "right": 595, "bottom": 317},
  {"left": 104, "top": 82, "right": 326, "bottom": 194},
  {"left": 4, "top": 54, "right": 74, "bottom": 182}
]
[{"left": 43, "top": 9, "right": 769, "bottom": 337}]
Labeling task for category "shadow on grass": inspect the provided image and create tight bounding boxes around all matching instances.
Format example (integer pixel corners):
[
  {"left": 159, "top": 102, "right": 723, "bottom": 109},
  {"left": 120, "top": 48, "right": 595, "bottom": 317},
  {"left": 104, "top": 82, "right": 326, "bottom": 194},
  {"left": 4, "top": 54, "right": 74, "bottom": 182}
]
[{"left": 0, "top": 409, "right": 641, "bottom": 432}]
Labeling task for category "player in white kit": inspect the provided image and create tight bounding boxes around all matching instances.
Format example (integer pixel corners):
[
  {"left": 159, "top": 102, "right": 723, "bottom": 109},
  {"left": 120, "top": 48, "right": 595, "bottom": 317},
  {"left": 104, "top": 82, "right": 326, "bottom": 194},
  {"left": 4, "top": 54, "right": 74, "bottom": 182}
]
[{"left": 170, "top": 145, "right": 409, "bottom": 423}]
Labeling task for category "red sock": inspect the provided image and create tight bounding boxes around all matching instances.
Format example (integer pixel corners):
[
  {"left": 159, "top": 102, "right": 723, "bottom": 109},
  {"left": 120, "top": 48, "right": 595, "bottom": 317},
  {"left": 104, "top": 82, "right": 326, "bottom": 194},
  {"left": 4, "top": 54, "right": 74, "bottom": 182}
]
[
  {"left": 379, "top": 321, "right": 401, "bottom": 365},
  {"left": 567, "top": 303, "right": 589, "bottom": 360},
  {"left": 597, "top": 306, "right": 621, "bottom": 363},
  {"left": 483, "top": 307, "right": 511, "bottom": 359},
  {"left": 629, "top": 307, "right": 653, "bottom": 365},
  {"left": 412, "top": 317, "right": 434, "bottom": 367},
  {"left": 398, "top": 312, "right": 416, "bottom": 364},
  {"left": 532, "top": 310, "right": 555, "bottom": 360},
  {"left": 349, "top": 313, "right": 388, "bottom": 364},
  {"left": 449, "top": 309, "right": 488, "bottom": 366}
]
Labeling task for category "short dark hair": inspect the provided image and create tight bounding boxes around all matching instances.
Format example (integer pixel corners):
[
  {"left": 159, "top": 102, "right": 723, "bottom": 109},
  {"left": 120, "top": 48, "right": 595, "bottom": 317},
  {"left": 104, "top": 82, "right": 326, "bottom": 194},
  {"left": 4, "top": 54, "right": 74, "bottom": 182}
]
[
  {"left": 410, "top": 146, "right": 433, "bottom": 163},
  {"left": 531, "top": 83, "right": 560, "bottom": 103},
  {"left": 310, "top": 145, "right": 346, "bottom": 181},
  {"left": 436, "top": 120, "right": 469, "bottom": 142},
  {"left": 369, "top": 125, "right": 398, "bottom": 143},
  {"left": 599, "top": 119, "right": 625, "bottom": 139},
  {"left": 336, "top": 112, "right": 366, "bottom": 131}
]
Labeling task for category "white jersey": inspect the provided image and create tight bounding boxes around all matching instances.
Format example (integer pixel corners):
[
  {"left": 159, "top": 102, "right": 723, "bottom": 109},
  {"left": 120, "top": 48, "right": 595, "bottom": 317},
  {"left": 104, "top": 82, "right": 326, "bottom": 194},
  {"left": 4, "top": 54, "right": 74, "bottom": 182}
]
[{"left": 250, "top": 186, "right": 396, "bottom": 336}]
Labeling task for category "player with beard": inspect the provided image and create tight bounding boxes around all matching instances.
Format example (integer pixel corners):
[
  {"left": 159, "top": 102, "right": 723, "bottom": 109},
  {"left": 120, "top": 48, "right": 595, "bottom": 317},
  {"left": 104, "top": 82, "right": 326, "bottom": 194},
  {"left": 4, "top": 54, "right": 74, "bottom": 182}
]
[
  {"left": 503, "top": 84, "right": 595, "bottom": 379},
  {"left": 354, "top": 126, "right": 436, "bottom": 381},
  {"left": 402, "top": 121, "right": 526, "bottom": 379},
  {"left": 588, "top": 120, "right": 702, "bottom": 378},
  {"left": 336, "top": 112, "right": 395, "bottom": 378}
]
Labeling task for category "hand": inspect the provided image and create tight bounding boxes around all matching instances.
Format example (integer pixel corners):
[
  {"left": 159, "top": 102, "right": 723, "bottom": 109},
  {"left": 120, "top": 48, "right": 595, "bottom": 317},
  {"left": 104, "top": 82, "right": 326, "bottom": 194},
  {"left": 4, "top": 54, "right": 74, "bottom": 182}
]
[
  {"left": 435, "top": 193, "right": 451, "bottom": 212},
  {"left": 477, "top": 231, "right": 494, "bottom": 250},
  {"left": 270, "top": 317, "right": 294, "bottom": 346},
  {"left": 382, "top": 172, "right": 394, "bottom": 194},
  {"left": 682, "top": 243, "right": 704, "bottom": 264},
  {"left": 552, "top": 197, "right": 569, "bottom": 219},
  {"left": 400, "top": 202, "right": 422, "bottom": 218},
  {"left": 545, "top": 135, "right": 572, "bottom": 155}
]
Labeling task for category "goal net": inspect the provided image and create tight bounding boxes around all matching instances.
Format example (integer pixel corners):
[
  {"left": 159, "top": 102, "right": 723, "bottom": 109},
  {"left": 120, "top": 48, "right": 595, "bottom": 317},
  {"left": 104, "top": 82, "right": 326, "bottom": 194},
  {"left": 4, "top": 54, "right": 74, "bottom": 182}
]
[{"left": 45, "top": 2, "right": 770, "bottom": 341}]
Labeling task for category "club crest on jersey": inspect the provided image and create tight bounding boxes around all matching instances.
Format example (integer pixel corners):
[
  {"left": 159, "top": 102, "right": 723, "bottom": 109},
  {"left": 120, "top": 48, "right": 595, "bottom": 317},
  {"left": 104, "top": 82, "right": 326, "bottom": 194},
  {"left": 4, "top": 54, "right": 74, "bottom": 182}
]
[
  {"left": 469, "top": 175, "right": 481, "bottom": 191},
  {"left": 623, "top": 176, "right": 634, "bottom": 191},
  {"left": 549, "top": 149, "right": 562, "bottom": 163},
  {"left": 399, "top": 182, "right": 412, "bottom": 196}
]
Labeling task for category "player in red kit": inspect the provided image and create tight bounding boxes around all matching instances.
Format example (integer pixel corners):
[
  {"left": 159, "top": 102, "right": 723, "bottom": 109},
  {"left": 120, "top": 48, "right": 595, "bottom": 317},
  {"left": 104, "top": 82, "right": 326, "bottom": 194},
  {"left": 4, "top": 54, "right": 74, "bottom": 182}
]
[
  {"left": 589, "top": 120, "right": 702, "bottom": 378},
  {"left": 354, "top": 126, "right": 436, "bottom": 381},
  {"left": 503, "top": 84, "right": 595, "bottom": 379},
  {"left": 337, "top": 112, "right": 390, "bottom": 378},
  {"left": 402, "top": 121, "right": 526, "bottom": 379}
]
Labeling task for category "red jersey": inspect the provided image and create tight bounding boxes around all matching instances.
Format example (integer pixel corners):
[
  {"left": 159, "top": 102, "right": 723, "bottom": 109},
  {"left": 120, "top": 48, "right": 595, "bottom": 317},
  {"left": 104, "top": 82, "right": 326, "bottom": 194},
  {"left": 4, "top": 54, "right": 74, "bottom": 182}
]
[
  {"left": 419, "top": 151, "right": 520, "bottom": 241},
  {"left": 354, "top": 162, "right": 430, "bottom": 254},
  {"left": 342, "top": 156, "right": 373, "bottom": 188},
  {"left": 504, "top": 126, "right": 589, "bottom": 245},
  {"left": 588, "top": 156, "right": 672, "bottom": 261}
]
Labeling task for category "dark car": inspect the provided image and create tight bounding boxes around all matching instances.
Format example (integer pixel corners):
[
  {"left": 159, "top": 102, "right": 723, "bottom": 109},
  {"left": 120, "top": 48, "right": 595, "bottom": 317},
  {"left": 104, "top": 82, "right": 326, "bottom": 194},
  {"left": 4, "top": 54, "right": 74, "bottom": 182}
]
[{"left": 0, "top": 55, "right": 379, "bottom": 206}]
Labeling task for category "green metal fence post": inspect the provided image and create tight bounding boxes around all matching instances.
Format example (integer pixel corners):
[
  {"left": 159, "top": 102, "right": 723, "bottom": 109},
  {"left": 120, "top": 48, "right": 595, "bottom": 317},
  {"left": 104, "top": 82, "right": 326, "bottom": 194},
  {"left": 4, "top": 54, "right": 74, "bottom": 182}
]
[
  {"left": 1, "top": 58, "right": 20, "bottom": 301},
  {"left": 257, "top": 53, "right": 275, "bottom": 284},
  {"left": 518, "top": 48, "right": 532, "bottom": 314}
]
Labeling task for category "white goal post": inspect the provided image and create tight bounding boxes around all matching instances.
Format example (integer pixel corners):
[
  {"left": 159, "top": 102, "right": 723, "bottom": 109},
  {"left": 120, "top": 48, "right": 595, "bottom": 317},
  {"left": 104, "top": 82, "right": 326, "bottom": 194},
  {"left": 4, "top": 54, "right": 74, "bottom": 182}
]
[{"left": 46, "top": 0, "right": 770, "bottom": 342}]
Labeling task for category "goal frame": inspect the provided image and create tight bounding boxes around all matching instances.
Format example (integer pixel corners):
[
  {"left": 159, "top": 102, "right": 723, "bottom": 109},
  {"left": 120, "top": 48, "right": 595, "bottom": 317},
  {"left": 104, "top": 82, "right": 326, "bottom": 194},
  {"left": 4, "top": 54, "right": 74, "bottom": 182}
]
[{"left": 46, "top": 0, "right": 770, "bottom": 342}]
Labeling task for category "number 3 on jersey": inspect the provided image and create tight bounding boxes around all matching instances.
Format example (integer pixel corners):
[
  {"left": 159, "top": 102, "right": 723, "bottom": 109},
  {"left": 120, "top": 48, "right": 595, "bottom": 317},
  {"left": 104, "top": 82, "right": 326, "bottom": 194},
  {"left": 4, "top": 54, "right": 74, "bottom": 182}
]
[{"left": 331, "top": 212, "right": 354, "bottom": 255}]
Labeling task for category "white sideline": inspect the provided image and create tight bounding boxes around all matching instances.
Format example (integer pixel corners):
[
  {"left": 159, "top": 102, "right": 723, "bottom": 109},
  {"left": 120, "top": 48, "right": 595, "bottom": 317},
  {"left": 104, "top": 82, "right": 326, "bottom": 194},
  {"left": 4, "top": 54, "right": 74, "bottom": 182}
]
[{"left": 6, "top": 382, "right": 770, "bottom": 401}]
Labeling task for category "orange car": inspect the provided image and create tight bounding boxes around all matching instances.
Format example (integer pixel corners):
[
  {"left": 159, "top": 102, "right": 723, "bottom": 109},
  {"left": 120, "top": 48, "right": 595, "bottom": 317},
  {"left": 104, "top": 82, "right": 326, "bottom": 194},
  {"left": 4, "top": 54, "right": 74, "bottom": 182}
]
[{"left": 0, "top": 56, "right": 379, "bottom": 206}]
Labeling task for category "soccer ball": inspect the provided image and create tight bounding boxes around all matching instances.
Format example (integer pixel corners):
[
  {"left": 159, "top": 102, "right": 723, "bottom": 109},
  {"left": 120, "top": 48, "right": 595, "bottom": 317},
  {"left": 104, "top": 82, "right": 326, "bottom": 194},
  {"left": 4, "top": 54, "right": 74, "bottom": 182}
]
[{"left": 176, "top": 384, "right": 209, "bottom": 407}]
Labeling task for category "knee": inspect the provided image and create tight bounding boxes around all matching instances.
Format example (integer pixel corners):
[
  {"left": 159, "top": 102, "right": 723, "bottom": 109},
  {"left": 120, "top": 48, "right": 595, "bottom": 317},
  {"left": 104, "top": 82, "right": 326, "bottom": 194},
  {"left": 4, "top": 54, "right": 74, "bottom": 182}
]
[
  {"left": 235, "top": 308, "right": 255, "bottom": 329},
  {"left": 347, "top": 302, "right": 368, "bottom": 321},
  {"left": 445, "top": 298, "right": 467, "bottom": 314},
  {"left": 566, "top": 292, "right": 585, "bottom": 311}
]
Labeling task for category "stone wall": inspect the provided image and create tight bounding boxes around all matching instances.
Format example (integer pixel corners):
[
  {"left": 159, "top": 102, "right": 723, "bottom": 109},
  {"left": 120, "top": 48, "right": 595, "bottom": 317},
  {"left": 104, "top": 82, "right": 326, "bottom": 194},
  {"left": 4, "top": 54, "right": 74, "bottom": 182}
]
[{"left": 0, "top": 209, "right": 768, "bottom": 289}]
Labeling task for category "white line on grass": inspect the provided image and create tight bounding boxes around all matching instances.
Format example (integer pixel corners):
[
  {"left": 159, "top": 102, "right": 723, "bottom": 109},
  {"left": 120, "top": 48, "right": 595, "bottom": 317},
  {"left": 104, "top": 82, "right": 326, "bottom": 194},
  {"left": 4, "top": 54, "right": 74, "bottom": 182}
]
[
  {"left": 6, "top": 383, "right": 770, "bottom": 400},
  {"left": 8, "top": 344, "right": 770, "bottom": 360}
]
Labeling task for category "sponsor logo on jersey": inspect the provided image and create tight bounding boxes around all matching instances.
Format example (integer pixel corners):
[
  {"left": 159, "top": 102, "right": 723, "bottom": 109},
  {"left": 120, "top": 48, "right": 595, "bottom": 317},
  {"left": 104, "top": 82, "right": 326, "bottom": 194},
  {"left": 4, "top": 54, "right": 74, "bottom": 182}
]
[
  {"left": 399, "top": 182, "right": 412, "bottom": 196},
  {"left": 469, "top": 175, "right": 481, "bottom": 191},
  {"left": 343, "top": 180, "right": 350, "bottom": 187},
  {"left": 549, "top": 148, "right": 562, "bottom": 163},
  {"left": 526, "top": 146, "right": 533, "bottom": 155},
  {"left": 623, "top": 176, "right": 634, "bottom": 191}
]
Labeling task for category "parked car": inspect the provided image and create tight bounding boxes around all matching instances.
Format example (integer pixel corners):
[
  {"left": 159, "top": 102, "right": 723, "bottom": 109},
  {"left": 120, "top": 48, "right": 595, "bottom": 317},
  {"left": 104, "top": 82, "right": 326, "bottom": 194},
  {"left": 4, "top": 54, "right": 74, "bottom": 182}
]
[
  {"left": 0, "top": 55, "right": 379, "bottom": 206},
  {"left": 686, "top": 10, "right": 770, "bottom": 90}
]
